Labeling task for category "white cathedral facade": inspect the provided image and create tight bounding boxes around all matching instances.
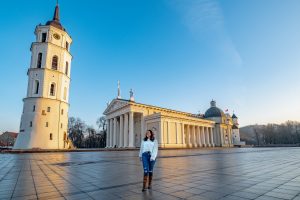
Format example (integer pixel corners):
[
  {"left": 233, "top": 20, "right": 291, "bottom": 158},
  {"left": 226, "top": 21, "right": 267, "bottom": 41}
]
[
  {"left": 14, "top": 4, "right": 73, "bottom": 149},
  {"left": 104, "top": 88, "right": 242, "bottom": 149}
]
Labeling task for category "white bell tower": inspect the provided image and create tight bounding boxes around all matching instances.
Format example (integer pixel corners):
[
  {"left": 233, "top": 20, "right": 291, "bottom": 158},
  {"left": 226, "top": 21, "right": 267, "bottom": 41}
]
[{"left": 14, "top": 3, "right": 73, "bottom": 149}]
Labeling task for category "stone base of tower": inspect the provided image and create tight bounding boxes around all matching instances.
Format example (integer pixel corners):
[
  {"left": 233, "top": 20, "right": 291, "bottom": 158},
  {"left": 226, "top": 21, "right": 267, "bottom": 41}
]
[
  {"left": 13, "top": 133, "right": 74, "bottom": 150},
  {"left": 15, "top": 97, "right": 71, "bottom": 150}
]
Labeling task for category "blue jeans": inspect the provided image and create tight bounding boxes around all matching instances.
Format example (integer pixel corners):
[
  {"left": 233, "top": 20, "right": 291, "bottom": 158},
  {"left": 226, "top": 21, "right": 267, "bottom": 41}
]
[{"left": 142, "top": 152, "right": 156, "bottom": 175}]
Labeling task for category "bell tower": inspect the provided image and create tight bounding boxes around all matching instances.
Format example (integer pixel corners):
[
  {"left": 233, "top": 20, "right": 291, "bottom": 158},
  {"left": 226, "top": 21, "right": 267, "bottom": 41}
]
[{"left": 14, "top": 3, "right": 73, "bottom": 149}]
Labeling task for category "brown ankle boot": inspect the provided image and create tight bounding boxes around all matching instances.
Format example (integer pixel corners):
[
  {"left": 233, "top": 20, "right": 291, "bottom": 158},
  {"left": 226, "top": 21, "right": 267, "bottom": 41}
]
[
  {"left": 148, "top": 172, "right": 153, "bottom": 189},
  {"left": 142, "top": 174, "right": 148, "bottom": 191}
]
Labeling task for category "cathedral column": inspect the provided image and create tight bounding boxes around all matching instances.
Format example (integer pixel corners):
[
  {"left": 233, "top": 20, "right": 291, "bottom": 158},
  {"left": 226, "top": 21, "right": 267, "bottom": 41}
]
[
  {"left": 158, "top": 120, "right": 164, "bottom": 147},
  {"left": 109, "top": 118, "right": 113, "bottom": 147},
  {"left": 210, "top": 127, "right": 215, "bottom": 147},
  {"left": 201, "top": 126, "right": 207, "bottom": 147},
  {"left": 220, "top": 128, "right": 224, "bottom": 147},
  {"left": 181, "top": 123, "right": 185, "bottom": 146},
  {"left": 203, "top": 127, "right": 208, "bottom": 147},
  {"left": 228, "top": 128, "right": 232, "bottom": 147},
  {"left": 206, "top": 127, "right": 211, "bottom": 147},
  {"left": 113, "top": 117, "right": 117, "bottom": 147},
  {"left": 119, "top": 115, "right": 124, "bottom": 147},
  {"left": 190, "top": 125, "right": 194, "bottom": 147},
  {"left": 197, "top": 126, "right": 202, "bottom": 147},
  {"left": 106, "top": 119, "right": 110, "bottom": 148},
  {"left": 141, "top": 114, "right": 145, "bottom": 144},
  {"left": 192, "top": 125, "right": 197, "bottom": 147},
  {"left": 186, "top": 125, "right": 191, "bottom": 147},
  {"left": 128, "top": 111, "right": 134, "bottom": 147},
  {"left": 124, "top": 113, "right": 129, "bottom": 147}
]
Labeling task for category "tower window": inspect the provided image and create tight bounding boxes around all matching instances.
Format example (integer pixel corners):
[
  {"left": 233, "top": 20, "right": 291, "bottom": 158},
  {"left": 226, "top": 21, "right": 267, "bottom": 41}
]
[
  {"left": 34, "top": 80, "right": 39, "bottom": 94},
  {"left": 50, "top": 133, "right": 53, "bottom": 140},
  {"left": 37, "top": 53, "right": 42, "bottom": 68},
  {"left": 33, "top": 105, "right": 35, "bottom": 112},
  {"left": 30, "top": 121, "right": 32, "bottom": 127},
  {"left": 52, "top": 56, "right": 58, "bottom": 70},
  {"left": 47, "top": 107, "right": 51, "bottom": 112},
  {"left": 61, "top": 109, "right": 64, "bottom": 115},
  {"left": 50, "top": 83, "right": 55, "bottom": 96},
  {"left": 66, "top": 42, "right": 69, "bottom": 50},
  {"left": 46, "top": 122, "right": 48, "bottom": 127},
  {"left": 61, "top": 123, "right": 63, "bottom": 128},
  {"left": 42, "top": 33, "right": 47, "bottom": 42},
  {"left": 65, "top": 62, "right": 69, "bottom": 75}
]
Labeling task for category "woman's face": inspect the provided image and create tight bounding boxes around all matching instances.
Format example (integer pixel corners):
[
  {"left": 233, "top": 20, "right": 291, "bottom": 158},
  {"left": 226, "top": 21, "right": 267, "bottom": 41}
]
[{"left": 146, "top": 131, "right": 151, "bottom": 138}]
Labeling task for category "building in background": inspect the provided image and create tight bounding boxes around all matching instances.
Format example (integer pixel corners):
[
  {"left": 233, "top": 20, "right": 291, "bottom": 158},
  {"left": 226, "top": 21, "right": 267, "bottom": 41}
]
[{"left": 0, "top": 132, "right": 18, "bottom": 148}]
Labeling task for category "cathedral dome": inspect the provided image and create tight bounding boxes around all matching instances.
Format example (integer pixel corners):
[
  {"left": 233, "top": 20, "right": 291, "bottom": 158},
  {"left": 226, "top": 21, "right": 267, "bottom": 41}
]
[{"left": 204, "top": 100, "right": 225, "bottom": 118}]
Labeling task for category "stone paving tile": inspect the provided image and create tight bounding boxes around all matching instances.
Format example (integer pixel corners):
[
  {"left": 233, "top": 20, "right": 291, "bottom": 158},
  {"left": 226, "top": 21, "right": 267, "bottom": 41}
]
[
  {"left": 255, "top": 195, "right": 283, "bottom": 200},
  {"left": 293, "top": 195, "right": 300, "bottom": 200},
  {"left": 220, "top": 195, "right": 250, "bottom": 200},
  {"left": 264, "top": 191, "right": 297, "bottom": 200},
  {"left": 231, "top": 191, "right": 261, "bottom": 199},
  {"left": 1, "top": 148, "right": 300, "bottom": 200}
]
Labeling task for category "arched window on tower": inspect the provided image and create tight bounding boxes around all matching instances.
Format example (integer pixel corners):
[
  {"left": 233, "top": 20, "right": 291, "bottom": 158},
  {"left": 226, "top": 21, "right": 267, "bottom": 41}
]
[
  {"left": 50, "top": 83, "right": 56, "bottom": 96},
  {"left": 37, "top": 53, "right": 42, "bottom": 68},
  {"left": 34, "top": 80, "right": 39, "bottom": 94},
  {"left": 65, "top": 62, "right": 69, "bottom": 76},
  {"left": 52, "top": 56, "right": 58, "bottom": 70}
]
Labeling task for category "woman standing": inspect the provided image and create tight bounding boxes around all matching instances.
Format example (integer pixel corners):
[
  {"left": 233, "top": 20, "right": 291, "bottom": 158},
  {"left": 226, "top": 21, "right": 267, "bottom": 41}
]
[{"left": 139, "top": 130, "right": 158, "bottom": 192}]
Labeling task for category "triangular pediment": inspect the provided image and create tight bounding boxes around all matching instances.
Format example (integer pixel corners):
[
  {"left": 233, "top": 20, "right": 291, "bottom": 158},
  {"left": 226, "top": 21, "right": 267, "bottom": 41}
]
[{"left": 103, "top": 99, "right": 129, "bottom": 115}]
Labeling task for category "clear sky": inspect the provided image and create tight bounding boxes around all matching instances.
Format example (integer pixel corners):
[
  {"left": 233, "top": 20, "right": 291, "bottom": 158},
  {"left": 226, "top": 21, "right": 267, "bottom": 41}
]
[{"left": 0, "top": 0, "right": 300, "bottom": 133}]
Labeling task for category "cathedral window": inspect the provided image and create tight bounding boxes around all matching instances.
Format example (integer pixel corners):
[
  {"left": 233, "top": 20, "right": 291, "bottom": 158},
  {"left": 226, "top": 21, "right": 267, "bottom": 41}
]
[
  {"left": 34, "top": 80, "right": 39, "bottom": 94},
  {"left": 65, "top": 62, "right": 69, "bottom": 75},
  {"left": 61, "top": 123, "right": 63, "bottom": 128},
  {"left": 47, "top": 107, "right": 51, "bottom": 112},
  {"left": 37, "top": 53, "right": 42, "bottom": 68},
  {"left": 50, "top": 83, "right": 55, "bottom": 96},
  {"left": 50, "top": 133, "right": 53, "bottom": 140},
  {"left": 33, "top": 105, "right": 35, "bottom": 112},
  {"left": 52, "top": 56, "right": 58, "bottom": 70},
  {"left": 61, "top": 109, "right": 64, "bottom": 115},
  {"left": 30, "top": 121, "right": 32, "bottom": 127},
  {"left": 46, "top": 122, "right": 48, "bottom": 127},
  {"left": 42, "top": 33, "right": 47, "bottom": 42}
]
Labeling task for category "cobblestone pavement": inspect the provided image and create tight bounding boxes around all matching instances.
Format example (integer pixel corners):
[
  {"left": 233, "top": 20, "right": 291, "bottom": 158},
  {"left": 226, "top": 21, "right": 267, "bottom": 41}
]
[{"left": 1, "top": 148, "right": 300, "bottom": 200}]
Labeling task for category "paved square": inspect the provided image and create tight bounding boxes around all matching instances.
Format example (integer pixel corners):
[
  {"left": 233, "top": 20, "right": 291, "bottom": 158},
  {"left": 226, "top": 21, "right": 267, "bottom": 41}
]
[{"left": 1, "top": 148, "right": 300, "bottom": 200}]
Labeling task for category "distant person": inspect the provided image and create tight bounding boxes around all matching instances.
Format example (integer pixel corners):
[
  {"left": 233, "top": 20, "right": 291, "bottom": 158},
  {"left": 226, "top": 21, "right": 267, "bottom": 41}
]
[{"left": 139, "top": 130, "right": 158, "bottom": 192}]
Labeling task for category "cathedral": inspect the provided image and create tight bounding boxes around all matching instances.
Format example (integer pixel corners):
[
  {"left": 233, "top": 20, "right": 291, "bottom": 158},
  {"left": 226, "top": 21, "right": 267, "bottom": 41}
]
[
  {"left": 14, "top": 3, "right": 73, "bottom": 149},
  {"left": 104, "top": 86, "right": 242, "bottom": 148}
]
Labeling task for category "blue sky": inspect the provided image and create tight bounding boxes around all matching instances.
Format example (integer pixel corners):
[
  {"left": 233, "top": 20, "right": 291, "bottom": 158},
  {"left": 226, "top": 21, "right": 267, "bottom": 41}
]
[{"left": 0, "top": 0, "right": 300, "bottom": 133}]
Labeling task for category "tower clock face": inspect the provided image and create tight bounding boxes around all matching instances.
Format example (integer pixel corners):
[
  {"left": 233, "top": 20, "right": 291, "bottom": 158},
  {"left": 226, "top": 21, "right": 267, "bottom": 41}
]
[{"left": 53, "top": 33, "right": 60, "bottom": 40}]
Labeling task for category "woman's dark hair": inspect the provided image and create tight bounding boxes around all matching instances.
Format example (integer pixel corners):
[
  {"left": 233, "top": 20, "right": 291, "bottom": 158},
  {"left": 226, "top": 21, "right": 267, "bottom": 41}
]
[{"left": 143, "top": 130, "right": 155, "bottom": 141}]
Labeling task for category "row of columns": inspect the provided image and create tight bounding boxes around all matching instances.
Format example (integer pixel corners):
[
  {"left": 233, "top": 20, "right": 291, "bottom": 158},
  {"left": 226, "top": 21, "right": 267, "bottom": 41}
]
[
  {"left": 185, "top": 125, "right": 215, "bottom": 147},
  {"left": 106, "top": 112, "right": 135, "bottom": 148}
]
